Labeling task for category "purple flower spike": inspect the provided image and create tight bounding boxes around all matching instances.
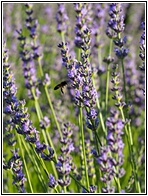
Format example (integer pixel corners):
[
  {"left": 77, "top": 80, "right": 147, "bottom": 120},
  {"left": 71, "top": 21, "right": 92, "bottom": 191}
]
[
  {"left": 48, "top": 174, "right": 57, "bottom": 188},
  {"left": 96, "top": 110, "right": 125, "bottom": 192}
]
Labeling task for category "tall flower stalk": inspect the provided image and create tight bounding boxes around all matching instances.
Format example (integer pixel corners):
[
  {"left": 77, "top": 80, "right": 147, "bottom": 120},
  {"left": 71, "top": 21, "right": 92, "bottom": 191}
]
[
  {"left": 111, "top": 64, "right": 141, "bottom": 192},
  {"left": 105, "top": 3, "right": 127, "bottom": 114},
  {"left": 17, "top": 3, "right": 63, "bottom": 142},
  {"left": 97, "top": 110, "right": 125, "bottom": 193}
]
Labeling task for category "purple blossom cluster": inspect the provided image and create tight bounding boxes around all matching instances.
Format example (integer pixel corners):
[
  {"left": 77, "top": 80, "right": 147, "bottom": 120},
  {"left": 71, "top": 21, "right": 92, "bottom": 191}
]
[
  {"left": 56, "top": 123, "right": 75, "bottom": 187},
  {"left": 17, "top": 29, "right": 40, "bottom": 99},
  {"left": 97, "top": 110, "right": 125, "bottom": 193},
  {"left": 4, "top": 149, "right": 27, "bottom": 193},
  {"left": 106, "top": 3, "right": 125, "bottom": 39},
  {"left": 25, "top": 3, "right": 38, "bottom": 40},
  {"left": 74, "top": 3, "right": 92, "bottom": 48},
  {"left": 48, "top": 174, "right": 57, "bottom": 189},
  {"left": 107, "top": 3, "right": 129, "bottom": 59},
  {"left": 92, "top": 4, "right": 108, "bottom": 38},
  {"left": 56, "top": 3, "right": 69, "bottom": 35},
  {"left": 16, "top": 3, "right": 43, "bottom": 99},
  {"left": 91, "top": 3, "right": 108, "bottom": 60},
  {"left": 85, "top": 140, "right": 97, "bottom": 193},
  {"left": 58, "top": 42, "right": 98, "bottom": 129},
  {"left": 111, "top": 64, "right": 126, "bottom": 109},
  {"left": 3, "top": 43, "right": 26, "bottom": 192}
]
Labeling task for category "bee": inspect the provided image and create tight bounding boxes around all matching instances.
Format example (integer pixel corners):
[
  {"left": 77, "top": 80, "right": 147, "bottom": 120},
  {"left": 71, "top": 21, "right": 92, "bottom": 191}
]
[{"left": 54, "top": 80, "right": 68, "bottom": 94}]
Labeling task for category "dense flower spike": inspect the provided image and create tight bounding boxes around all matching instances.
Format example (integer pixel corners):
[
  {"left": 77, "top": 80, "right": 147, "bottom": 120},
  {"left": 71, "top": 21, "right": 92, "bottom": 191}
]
[
  {"left": 85, "top": 140, "right": 97, "bottom": 192},
  {"left": 92, "top": 4, "right": 108, "bottom": 38},
  {"left": 16, "top": 3, "right": 42, "bottom": 99},
  {"left": 105, "top": 3, "right": 129, "bottom": 61},
  {"left": 97, "top": 110, "right": 125, "bottom": 193},
  {"left": 56, "top": 4, "right": 69, "bottom": 34},
  {"left": 48, "top": 174, "right": 57, "bottom": 188},
  {"left": 91, "top": 3, "right": 108, "bottom": 67},
  {"left": 25, "top": 3, "right": 38, "bottom": 40},
  {"left": 74, "top": 3, "right": 92, "bottom": 48},
  {"left": 111, "top": 64, "right": 126, "bottom": 108},
  {"left": 16, "top": 29, "right": 40, "bottom": 99},
  {"left": 3, "top": 42, "right": 26, "bottom": 193},
  {"left": 106, "top": 3, "right": 125, "bottom": 39},
  {"left": 25, "top": 3, "right": 42, "bottom": 61},
  {"left": 56, "top": 123, "right": 75, "bottom": 187}
]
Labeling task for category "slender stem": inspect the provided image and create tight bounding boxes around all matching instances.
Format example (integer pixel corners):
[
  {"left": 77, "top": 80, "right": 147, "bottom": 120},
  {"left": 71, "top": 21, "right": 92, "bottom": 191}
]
[
  {"left": 31, "top": 89, "right": 49, "bottom": 144},
  {"left": 64, "top": 185, "right": 67, "bottom": 193},
  {"left": 114, "top": 176, "right": 121, "bottom": 192},
  {"left": 79, "top": 107, "right": 90, "bottom": 189},
  {"left": 121, "top": 59, "right": 127, "bottom": 104},
  {"left": 21, "top": 136, "right": 48, "bottom": 191},
  {"left": 30, "top": 88, "right": 59, "bottom": 182},
  {"left": 61, "top": 32, "right": 65, "bottom": 43},
  {"left": 109, "top": 38, "right": 113, "bottom": 57},
  {"left": 44, "top": 86, "right": 62, "bottom": 138},
  {"left": 92, "top": 78, "right": 106, "bottom": 136},
  {"left": 54, "top": 187, "right": 58, "bottom": 193},
  {"left": 69, "top": 173, "right": 89, "bottom": 193},
  {"left": 35, "top": 43, "right": 62, "bottom": 139},
  {"left": 105, "top": 64, "right": 110, "bottom": 115},
  {"left": 38, "top": 58, "right": 44, "bottom": 77},
  {"left": 45, "top": 127, "right": 58, "bottom": 162},
  {"left": 119, "top": 107, "right": 141, "bottom": 192},
  {"left": 33, "top": 39, "right": 43, "bottom": 77},
  {"left": 105, "top": 39, "right": 113, "bottom": 119},
  {"left": 97, "top": 46, "right": 104, "bottom": 103}
]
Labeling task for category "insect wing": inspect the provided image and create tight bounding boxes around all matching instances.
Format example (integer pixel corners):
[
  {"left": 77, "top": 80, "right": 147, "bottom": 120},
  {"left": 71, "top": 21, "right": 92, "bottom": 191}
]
[{"left": 54, "top": 84, "right": 60, "bottom": 90}]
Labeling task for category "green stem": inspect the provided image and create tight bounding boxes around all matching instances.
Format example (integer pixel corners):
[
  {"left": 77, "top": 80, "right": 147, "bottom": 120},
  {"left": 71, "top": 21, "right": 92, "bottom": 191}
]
[
  {"left": 119, "top": 107, "right": 141, "bottom": 192},
  {"left": 54, "top": 187, "right": 58, "bottom": 193},
  {"left": 97, "top": 46, "right": 104, "bottom": 103},
  {"left": 92, "top": 78, "right": 106, "bottom": 136},
  {"left": 114, "top": 176, "right": 121, "bottom": 192},
  {"left": 64, "top": 186, "right": 67, "bottom": 193},
  {"left": 33, "top": 39, "right": 43, "bottom": 77},
  {"left": 38, "top": 58, "right": 44, "bottom": 77},
  {"left": 44, "top": 86, "right": 62, "bottom": 138},
  {"left": 61, "top": 32, "right": 65, "bottom": 43},
  {"left": 31, "top": 88, "right": 59, "bottom": 181},
  {"left": 21, "top": 137, "right": 48, "bottom": 191},
  {"left": 69, "top": 173, "right": 89, "bottom": 193},
  {"left": 121, "top": 59, "right": 127, "bottom": 104},
  {"left": 79, "top": 107, "right": 89, "bottom": 189},
  {"left": 105, "top": 64, "right": 110, "bottom": 115},
  {"left": 105, "top": 38, "right": 113, "bottom": 120},
  {"left": 45, "top": 127, "right": 58, "bottom": 162}
]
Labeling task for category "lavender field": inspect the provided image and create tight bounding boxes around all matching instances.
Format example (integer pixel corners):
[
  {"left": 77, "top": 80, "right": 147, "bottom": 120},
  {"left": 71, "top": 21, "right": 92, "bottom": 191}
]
[{"left": 3, "top": 3, "right": 145, "bottom": 193}]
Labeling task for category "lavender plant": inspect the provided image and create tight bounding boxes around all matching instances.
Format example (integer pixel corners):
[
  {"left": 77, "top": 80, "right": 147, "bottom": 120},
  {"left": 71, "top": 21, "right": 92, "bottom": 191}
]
[
  {"left": 3, "top": 2, "right": 145, "bottom": 193},
  {"left": 3, "top": 42, "right": 27, "bottom": 193}
]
